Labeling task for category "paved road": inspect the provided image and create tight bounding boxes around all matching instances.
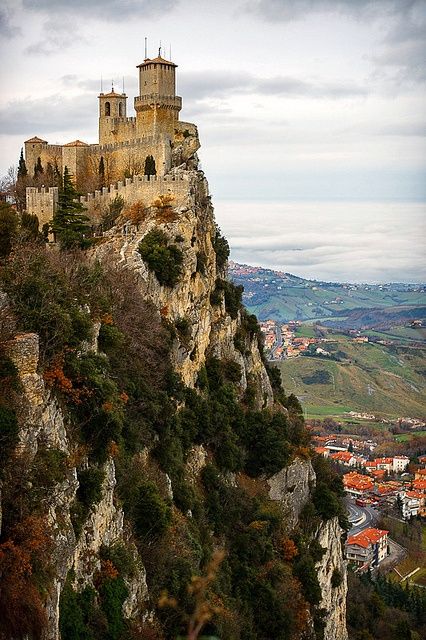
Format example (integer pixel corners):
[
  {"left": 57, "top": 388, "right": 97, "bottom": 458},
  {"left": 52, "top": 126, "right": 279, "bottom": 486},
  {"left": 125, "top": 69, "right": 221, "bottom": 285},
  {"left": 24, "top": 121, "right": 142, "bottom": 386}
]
[{"left": 345, "top": 496, "right": 379, "bottom": 536}]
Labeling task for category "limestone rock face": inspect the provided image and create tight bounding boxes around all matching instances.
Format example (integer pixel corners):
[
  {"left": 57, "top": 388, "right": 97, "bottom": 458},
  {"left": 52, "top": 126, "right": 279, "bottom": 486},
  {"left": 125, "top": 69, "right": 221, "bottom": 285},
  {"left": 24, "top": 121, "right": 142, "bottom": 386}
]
[
  {"left": 93, "top": 167, "right": 273, "bottom": 408},
  {"left": 5, "top": 332, "right": 68, "bottom": 452},
  {"left": 315, "top": 517, "right": 348, "bottom": 640},
  {"left": 268, "top": 457, "right": 316, "bottom": 529},
  {"left": 4, "top": 331, "right": 148, "bottom": 640}
]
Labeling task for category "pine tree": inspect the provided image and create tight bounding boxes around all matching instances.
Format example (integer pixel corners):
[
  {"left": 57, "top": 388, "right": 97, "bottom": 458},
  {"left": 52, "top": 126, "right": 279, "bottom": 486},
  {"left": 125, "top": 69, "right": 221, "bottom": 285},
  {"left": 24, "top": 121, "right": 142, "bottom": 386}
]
[
  {"left": 17, "top": 148, "right": 27, "bottom": 180},
  {"left": 144, "top": 155, "right": 156, "bottom": 177},
  {"left": 33, "top": 157, "right": 43, "bottom": 180},
  {"left": 98, "top": 156, "right": 105, "bottom": 188},
  {"left": 51, "top": 167, "right": 90, "bottom": 249}
]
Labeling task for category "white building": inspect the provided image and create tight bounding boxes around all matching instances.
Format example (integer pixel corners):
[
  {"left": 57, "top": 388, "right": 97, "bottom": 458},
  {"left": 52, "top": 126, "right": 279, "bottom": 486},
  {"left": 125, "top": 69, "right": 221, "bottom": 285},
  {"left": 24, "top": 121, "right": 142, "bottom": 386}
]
[{"left": 393, "top": 456, "right": 410, "bottom": 473}]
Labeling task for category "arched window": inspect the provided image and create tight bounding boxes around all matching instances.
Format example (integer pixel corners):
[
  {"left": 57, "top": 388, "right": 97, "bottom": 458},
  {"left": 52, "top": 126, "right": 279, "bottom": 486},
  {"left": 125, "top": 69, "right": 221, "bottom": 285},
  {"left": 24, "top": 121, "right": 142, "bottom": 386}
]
[
  {"left": 119, "top": 102, "right": 123, "bottom": 117},
  {"left": 105, "top": 102, "right": 110, "bottom": 116}
]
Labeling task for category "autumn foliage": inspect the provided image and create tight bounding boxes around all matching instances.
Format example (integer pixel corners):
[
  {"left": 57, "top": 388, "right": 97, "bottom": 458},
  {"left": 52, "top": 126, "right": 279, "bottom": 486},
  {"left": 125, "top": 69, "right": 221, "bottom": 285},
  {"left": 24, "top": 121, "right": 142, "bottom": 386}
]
[{"left": 0, "top": 516, "right": 52, "bottom": 640}]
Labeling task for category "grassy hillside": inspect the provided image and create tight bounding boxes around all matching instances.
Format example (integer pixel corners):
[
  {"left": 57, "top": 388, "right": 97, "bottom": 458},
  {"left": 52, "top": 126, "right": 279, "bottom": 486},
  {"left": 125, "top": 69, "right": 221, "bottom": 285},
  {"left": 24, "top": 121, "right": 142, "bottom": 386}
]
[
  {"left": 229, "top": 263, "right": 426, "bottom": 323},
  {"left": 277, "top": 337, "right": 426, "bottom": 419}
]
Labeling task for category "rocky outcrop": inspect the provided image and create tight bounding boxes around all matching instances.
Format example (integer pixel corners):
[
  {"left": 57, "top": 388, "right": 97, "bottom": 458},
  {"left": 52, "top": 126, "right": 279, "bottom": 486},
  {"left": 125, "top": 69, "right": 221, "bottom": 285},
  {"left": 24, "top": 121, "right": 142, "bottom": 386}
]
[
  {"left": 93, "top": 165, "right": 273, "bottom": 408},
  {"left": 268, "top": 457, "right": 316, "bottom": 529},
  {"left": 5, "top": 333, "right": 68, "bottom": 452},
  {"left": 4, "top": 331, "right": 148, "bottom": 640},
  {"left": 315, "top": 517, "right": 348, "bottom": 640}
]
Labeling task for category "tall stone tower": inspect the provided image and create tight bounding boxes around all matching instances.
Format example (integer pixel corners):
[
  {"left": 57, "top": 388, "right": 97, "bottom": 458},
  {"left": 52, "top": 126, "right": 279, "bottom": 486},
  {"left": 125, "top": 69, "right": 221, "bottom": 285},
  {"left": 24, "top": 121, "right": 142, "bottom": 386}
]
[
  {"left": 98, "top": 88, "right": 128, "bottom": 145},
  {"left": 134, "top": 55, "right": 182, "bottom": 138}
]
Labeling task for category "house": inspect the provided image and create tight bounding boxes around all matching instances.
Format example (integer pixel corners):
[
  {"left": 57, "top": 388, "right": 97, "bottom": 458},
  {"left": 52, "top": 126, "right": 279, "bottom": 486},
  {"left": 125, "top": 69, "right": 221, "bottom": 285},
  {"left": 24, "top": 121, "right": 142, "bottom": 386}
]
[
  {"left": 330, "top": 451, "right": 356, "bottom": 466},
  {"left": 392, "top": 456, "right": 410, "bottom": 473},
  {"left": 373, "top": 458, "right": 393, "bottom": 473},
  {"left": 418, "top": 455, "right": 426, "bottom": 467},
  {"left": 314, "top": 446, "right": 329, "bottom": 458},
  {"left": 346, "top": 528, "right": 389, "bottom": 569},
  {"left": 343, "top": 472, "right": 374, "bottom": 496},
  {"left": 414, "top": 468, "right": 426, "bottom": 481},
  {"left": 398, "top": 490, "right": 422, "bottom": 519}
]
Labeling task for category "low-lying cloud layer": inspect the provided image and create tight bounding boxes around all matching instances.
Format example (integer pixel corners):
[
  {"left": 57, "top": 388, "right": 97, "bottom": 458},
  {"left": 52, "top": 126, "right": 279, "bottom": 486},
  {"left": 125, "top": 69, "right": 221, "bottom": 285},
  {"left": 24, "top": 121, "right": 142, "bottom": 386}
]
[{"left": 215, "top": 200, "right": 426, "bottom": 283}]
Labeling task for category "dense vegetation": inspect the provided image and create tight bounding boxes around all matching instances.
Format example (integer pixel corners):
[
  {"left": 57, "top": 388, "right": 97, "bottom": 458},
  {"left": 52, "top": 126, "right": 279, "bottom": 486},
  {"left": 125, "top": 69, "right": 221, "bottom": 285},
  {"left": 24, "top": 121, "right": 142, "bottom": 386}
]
[
  {"left": 0, "top": 217, "right": 346, "bottom": 640},
  {"left": 347, "top": 570, "right": 426, "bottom": 640}
]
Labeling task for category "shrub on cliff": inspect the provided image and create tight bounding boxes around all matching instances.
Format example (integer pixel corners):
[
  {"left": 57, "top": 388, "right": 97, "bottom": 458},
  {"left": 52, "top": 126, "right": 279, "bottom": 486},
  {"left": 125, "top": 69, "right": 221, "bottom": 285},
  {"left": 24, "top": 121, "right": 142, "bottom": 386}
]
[
  {"left": 138, "top": 229, "right": 183, "bottom": 287},
  {"left": 212, "top": 226, "right": 229, "bottom": 271}
]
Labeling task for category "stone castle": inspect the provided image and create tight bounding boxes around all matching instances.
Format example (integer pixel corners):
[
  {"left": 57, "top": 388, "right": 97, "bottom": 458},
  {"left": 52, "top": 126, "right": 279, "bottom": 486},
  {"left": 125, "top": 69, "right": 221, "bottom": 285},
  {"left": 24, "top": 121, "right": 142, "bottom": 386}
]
[{"left": 25, "top": 54, "right": 199, "bottom": 227}]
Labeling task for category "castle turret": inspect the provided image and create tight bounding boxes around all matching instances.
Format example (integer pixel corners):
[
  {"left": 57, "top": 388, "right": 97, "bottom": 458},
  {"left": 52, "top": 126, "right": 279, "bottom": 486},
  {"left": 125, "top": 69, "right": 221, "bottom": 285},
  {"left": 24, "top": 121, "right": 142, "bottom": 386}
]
[
  {"left": 98, "top": 88, "right": 128, "bottom": 145},
  {"left": 134, "top": 55, "right": 182, "bottom": 138}
]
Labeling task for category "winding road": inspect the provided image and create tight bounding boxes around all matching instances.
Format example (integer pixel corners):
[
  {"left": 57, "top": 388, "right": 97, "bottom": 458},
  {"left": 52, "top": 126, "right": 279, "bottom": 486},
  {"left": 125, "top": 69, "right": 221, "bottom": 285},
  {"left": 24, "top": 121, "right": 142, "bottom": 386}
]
[{"left": 345, "top": 497, "right": 379, "bottom": 535}]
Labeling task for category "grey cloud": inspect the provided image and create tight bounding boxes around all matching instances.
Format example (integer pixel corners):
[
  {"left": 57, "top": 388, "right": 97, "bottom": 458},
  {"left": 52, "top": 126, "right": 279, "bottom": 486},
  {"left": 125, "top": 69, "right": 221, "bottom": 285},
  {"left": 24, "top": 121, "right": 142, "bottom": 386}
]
[
  {"left": 0, "top": 93, "right": 95, "bottom": 136},
  {"left": 245, "top": 0, "right": 421, "bottom": 22},
  {"left": 25, "top": 17, "right": 85, "bottom": 55},
  {"left": 179, "top": 70, "right": 368, "bottom": 103},
  {"left": 0, "top": 6, "right": 20, "bottom": 37},
  {"left": 215, "top": 201, "right": 425, "bottom": 282},
  {"left": 22, "top": 0, "right": 179, "bottom": 20},
  {"left": 60, "top": 75, "right": 138, "bottom": 97}
]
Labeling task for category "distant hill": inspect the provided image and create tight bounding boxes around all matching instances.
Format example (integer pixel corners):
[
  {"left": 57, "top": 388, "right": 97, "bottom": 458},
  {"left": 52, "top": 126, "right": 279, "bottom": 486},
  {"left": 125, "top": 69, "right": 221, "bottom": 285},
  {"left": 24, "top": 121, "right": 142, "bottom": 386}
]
[
  {"left": 277, "top": 334, "right": 426, "bottom": 420},
  {"left": 229, "top": 261, "right": 426, "bottom": 325}
]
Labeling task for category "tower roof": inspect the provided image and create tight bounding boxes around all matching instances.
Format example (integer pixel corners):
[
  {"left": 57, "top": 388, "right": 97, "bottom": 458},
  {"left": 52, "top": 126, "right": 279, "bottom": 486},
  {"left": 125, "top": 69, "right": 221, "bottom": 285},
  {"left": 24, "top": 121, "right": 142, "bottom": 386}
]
[
  {"left": 25, "top": 136, "right": 47, "bottom": 144},
  {"left": 63, "top": 139, "right": 89, "bottom": 147},
  {"left": 137, "top": 56, "right": 177, "bottom": 68},
  {"left": 99, "top": 89, "right": 127, "bottom": 98}
]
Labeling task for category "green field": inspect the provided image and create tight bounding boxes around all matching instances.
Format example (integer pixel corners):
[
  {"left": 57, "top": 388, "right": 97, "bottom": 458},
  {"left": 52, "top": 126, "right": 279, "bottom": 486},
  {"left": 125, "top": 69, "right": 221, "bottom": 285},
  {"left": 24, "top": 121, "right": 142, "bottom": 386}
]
[
  {"left": 394, "top": 430, "right": 426, "bottom": 442},
  {"left": 277, "top": 336, "right": 426, "bottom": 419}
]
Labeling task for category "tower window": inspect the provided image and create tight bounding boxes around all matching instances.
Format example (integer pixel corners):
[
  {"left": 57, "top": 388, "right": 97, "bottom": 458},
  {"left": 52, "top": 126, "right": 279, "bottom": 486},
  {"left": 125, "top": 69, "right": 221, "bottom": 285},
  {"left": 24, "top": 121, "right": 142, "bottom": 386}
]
[
  {"left": 119, "top": 102, "right": 123, "bottom": 116},
  {"left": 105, "top": 102, "right": 110, "bottom": 116}
]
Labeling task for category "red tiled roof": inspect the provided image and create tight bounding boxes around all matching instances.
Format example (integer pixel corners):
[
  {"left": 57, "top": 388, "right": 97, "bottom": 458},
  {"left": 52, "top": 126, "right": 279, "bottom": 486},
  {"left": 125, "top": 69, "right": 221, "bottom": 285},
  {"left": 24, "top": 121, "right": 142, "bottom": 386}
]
[
  {"left": 63, "top": 140, "right": 89, "bottom": 147},
  {"left": 25, "top": 136, "right": 47, "bottom": 143},
  {"left": 347, "top": 528, "right": 389, "bottom": 549}
]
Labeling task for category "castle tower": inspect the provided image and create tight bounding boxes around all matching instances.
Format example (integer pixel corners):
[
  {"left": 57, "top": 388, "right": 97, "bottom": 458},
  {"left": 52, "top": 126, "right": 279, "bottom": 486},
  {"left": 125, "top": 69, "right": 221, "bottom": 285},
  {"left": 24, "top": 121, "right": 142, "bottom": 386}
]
[
  {"left": 98, "top": 88, "right": 128, "bottom": 145},
  {"left": 134, "top": 55, "right": 182, "bottom": 138}
]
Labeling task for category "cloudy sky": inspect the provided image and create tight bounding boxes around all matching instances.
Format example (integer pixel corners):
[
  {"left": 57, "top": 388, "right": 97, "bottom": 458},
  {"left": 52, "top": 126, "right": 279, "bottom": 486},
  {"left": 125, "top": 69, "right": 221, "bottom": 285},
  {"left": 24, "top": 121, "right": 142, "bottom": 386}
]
[{"left": 0, "top": 0, "right": 425, "bottom": 282}]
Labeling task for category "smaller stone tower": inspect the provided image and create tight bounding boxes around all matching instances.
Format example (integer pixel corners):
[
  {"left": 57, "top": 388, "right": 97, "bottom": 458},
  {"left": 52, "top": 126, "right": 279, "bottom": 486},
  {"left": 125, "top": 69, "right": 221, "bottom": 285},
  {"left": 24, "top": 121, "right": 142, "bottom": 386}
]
[
  {"left": 135, "top": 55, "right": 182, "bottom": 138},
  {"left": 98, "top": 88, "right": 128, "bottom": 145}
]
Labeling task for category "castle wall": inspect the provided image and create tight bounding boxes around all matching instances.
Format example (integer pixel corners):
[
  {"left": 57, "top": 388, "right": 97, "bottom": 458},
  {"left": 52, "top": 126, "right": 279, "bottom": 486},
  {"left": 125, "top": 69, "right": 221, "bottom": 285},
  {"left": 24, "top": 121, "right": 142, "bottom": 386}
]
[
  {"left": 26, "top": 186, "right": 59, "bottom": 228},
  {"left": 80, "top": 173, "right": 192, "bottom": 222},
  {"left": 93, "top": 134, "right": 172, "bottom": 182},
  {"left": 99, "top": 116, "right": 136, "bottom": 146},
  {"left": 25, "top": 142, "right": 63, "bottom": 179},
  {"left": 26, "top": 174, "right": 192, "bottom": 226}
]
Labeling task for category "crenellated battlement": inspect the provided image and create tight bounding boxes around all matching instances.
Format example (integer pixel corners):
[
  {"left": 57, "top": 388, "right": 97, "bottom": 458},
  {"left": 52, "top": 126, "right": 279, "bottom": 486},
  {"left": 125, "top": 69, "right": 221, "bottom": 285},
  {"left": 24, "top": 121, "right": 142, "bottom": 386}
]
[
  {"left": 79, "top": 173, "right": 188, "bottom": 204},
  {"left": 26, "top": 186, "right": 59, "bottom": 229},
  {"left": 26, "top": 172, "right": 194, "bottom": 225}
]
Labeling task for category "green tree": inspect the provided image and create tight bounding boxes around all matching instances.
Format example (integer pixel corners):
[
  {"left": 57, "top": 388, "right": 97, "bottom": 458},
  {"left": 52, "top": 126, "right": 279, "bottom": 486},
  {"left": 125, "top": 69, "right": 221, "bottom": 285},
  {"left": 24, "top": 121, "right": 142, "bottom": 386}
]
[
  {"left": 20, "top": 212, "right": 39, "bottom": 241},
  {"left": 0, "top": 202, "right": 18, "bottom": 258},
  {"left": 98, "top": 156, "right": 105, "bottom": 187},
  {"left": 144, "top": 154, "right": 156, "bottom": 177},
  {"left": 17, "top": 148, "right": 27, "bottom": 180},
  {"left": 51, "top": 167, "right": 90, "bottom": 249},
  {"left": 33, "top": 156, "right": 43, "bottom": 180}
]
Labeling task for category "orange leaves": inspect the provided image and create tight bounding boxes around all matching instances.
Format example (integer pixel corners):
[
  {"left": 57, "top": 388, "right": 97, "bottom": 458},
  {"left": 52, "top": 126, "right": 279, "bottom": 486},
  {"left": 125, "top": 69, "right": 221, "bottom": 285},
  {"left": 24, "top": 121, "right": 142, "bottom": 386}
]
[
  {"left": 43, "top": 361, "right": 73, "bottom": 393},
  {"left": 0, "top": 515, "right": 51, "bottom": 639},
  {"left": 101, "top": 312, "right": 114, "bottom": 325},
  {"left": 279, "top": 536, "right": 298, "bottom": 562},
  {"left": 107, "top": 441, "right": 120, "bottom": 458},
  {"left": 126, "top": 200, "right": 147, "bottom": 225},
  {"left": 43, "top": 356, "right": 85, "bottom": 404},
  {"left": 119, "top": 391, "right": 129, "bottom": 404}
]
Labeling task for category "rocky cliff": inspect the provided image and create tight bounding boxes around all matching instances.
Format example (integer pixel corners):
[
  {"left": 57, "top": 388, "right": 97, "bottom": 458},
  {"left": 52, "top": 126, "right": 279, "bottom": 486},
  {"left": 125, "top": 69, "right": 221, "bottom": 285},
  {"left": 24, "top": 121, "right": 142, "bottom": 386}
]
[{"left": 0, "top": 127, "right": 347, "bottom": 640}]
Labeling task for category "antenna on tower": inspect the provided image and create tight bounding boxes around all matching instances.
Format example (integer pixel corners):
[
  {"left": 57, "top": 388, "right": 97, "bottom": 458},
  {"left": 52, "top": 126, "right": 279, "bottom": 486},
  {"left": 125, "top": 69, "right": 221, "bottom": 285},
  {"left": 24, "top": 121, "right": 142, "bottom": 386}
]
[
  {"left": 100, "top": 74, "right": 103, "bottom": 93},
  {"left": 144, "top": 37, "right": 147, "bottom": 59},
  {"left": 159, "top": 40, "right": 162, "bottom": 57},
  {"left": 111, "top": 78, "right": 114, "bottom": 92}
]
